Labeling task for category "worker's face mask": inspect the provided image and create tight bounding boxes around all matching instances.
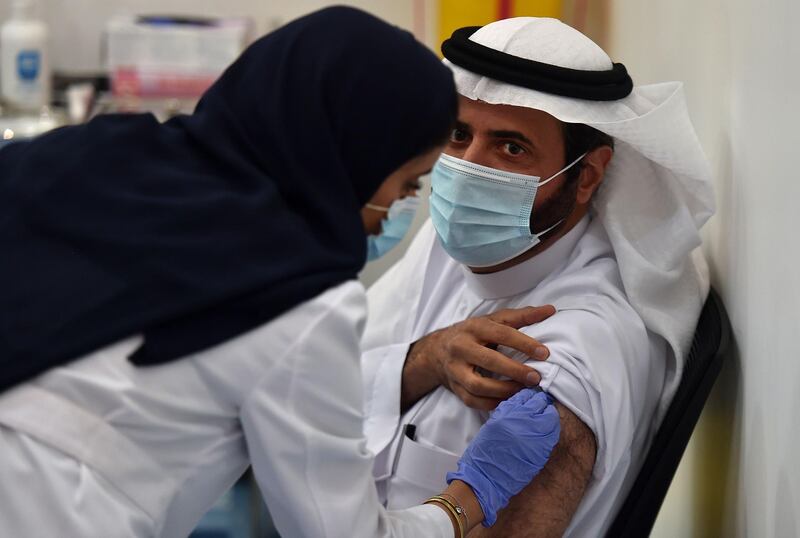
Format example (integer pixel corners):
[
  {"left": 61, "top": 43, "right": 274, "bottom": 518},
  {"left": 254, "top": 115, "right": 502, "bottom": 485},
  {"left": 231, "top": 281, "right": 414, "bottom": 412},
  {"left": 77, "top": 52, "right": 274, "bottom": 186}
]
[
  {"left": 366, "top": 195, "right": 420, "bottom": 262},
  {"left": 429, "top": 152, "right": 585, "bottom": 268}
]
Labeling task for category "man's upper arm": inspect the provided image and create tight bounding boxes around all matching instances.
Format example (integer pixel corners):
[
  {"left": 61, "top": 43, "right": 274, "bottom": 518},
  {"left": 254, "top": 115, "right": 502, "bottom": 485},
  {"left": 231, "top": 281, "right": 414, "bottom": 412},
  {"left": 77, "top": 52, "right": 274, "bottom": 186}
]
[{"left": 468, "top": 401, "right": 597, "bottom": 538}]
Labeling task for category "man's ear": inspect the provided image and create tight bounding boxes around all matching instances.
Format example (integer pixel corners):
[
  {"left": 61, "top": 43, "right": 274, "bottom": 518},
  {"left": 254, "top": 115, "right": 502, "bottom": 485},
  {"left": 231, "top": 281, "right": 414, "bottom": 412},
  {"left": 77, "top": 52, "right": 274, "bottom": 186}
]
[{"left": 576, "top": 146, "right": 613, "bottom": 204}]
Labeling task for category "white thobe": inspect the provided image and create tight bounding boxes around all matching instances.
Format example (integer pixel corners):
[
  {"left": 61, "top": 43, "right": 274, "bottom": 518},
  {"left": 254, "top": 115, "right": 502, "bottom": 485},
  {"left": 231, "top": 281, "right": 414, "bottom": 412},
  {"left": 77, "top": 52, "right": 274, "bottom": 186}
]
[
  {"left": 0, "top": 281, "right": 454, "bottom": 538},
  {"left": 361, "top": 216, "right": 669, "bottom": 537}
]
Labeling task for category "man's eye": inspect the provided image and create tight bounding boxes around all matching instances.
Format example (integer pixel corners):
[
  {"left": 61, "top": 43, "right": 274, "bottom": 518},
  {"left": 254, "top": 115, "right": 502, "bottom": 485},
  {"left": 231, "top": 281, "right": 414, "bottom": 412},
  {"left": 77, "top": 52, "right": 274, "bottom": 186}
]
[
  {"left": 450, "top": 128, "right": 468, "bottom": 143},
  {"left": 503, "top": 142, "right": 525, "bottom": 156}
]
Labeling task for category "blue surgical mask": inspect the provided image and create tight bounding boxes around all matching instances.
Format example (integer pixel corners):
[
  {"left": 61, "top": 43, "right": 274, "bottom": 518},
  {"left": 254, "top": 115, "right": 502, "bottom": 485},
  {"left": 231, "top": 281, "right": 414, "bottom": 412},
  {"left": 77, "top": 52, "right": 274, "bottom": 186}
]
[
  {"left": 429, "top": 152, "right": 585, "bottom": 268},
  {"left": 366, "top": 195, "right": 420, "bottom": 262}
]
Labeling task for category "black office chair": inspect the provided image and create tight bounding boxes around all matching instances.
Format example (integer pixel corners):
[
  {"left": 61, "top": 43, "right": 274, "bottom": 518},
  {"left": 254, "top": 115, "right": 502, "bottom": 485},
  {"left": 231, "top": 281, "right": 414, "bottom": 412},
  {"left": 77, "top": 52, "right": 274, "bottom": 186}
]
[{"left": 605, "top": 287, "right": 732, "bottom": 537}]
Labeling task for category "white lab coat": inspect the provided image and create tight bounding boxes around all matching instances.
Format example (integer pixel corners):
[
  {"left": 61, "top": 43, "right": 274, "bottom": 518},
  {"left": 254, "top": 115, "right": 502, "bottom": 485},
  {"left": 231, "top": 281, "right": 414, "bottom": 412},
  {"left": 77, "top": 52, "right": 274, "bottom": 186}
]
[
  {"left": 0, "top": 281, "right": 453, "bottom": 538},
  {"left": 361, "top": 216, "right": 669, "bottom": 537}
]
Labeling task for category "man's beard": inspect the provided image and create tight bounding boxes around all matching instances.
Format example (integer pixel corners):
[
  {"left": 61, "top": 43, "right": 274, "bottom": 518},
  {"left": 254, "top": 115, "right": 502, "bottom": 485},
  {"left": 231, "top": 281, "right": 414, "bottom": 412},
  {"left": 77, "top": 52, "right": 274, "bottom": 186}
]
[{"left": 529, "top": 176, "right": 579, "bottom": 235}]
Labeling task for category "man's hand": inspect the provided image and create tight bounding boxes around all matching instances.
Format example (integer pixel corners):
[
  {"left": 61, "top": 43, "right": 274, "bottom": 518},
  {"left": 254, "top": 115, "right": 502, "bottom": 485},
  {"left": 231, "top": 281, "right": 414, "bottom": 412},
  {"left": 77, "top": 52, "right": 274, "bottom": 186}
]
[{"left": 401, "top": 306, "right": 556, "bottom": 412}]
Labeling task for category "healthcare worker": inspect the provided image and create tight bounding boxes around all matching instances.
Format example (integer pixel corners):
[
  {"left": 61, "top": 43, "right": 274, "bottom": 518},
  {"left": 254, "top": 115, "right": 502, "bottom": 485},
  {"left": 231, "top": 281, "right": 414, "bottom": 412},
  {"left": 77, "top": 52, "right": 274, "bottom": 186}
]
[{"left": 0, "top": 7, "right": 560, "bottom": 538}]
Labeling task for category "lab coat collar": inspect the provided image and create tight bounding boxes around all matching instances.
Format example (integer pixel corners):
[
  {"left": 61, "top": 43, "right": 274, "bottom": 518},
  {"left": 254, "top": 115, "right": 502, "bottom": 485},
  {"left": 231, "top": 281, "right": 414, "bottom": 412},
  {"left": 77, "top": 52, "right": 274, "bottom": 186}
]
[{"left": 461, "top": 215, "right": 590, "bottom": 300}]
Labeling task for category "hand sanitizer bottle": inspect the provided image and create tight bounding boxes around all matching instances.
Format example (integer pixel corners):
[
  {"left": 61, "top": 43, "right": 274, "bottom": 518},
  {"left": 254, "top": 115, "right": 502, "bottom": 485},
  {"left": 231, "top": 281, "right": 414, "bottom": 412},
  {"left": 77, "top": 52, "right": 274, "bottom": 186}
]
[{"left": 1, "top": 0, "right": 51, "bottom": 112}]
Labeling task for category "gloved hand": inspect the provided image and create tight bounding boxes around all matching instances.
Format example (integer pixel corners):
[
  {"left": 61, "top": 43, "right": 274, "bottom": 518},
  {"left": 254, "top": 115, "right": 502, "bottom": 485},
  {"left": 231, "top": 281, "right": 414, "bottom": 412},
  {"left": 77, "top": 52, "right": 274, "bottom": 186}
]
[{"left": 446, "top": 389, "right": 560, "bottom": 526}]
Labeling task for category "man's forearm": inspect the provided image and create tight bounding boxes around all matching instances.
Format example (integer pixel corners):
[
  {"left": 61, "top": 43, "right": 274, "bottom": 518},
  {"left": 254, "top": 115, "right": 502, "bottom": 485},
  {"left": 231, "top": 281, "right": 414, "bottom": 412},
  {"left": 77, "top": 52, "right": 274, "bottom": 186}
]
[{"left": 400, "top": 340, "right": 440, "bottom": 412}]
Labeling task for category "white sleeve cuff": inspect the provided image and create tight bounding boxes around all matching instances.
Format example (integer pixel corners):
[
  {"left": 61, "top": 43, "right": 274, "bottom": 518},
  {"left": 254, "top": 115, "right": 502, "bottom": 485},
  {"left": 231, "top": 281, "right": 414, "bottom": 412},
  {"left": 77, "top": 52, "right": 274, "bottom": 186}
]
[
  {"left": 388, "top": 504, "right": 454, "bottom": 538},
  {"left": 533, "top": 361, "right": 596, "bottom": 438}
]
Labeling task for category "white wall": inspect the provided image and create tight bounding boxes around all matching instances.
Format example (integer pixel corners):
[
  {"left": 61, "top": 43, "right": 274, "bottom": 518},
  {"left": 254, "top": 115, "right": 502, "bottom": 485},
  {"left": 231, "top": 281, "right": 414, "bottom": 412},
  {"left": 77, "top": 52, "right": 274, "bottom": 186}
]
[{"left": 610, "top": 0, "right": 800, "bottom": 536}]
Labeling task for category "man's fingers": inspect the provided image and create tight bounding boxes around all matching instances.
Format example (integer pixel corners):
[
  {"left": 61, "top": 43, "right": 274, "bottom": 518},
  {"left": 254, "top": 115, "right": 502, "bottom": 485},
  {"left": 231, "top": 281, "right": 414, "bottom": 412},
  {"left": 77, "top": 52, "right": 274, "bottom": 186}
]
[
  {"left": 467, "top": 346, "right": 543, "bottom": 387},
  {"left": 449, "top": 365, "right": 524, "bottom": 399},
  {"left": 487, "top": 305, "right": 556, "bottom": 329},
  {"left": 451, "top": 382, "right": 504, "bottom": 412},
  {"left": 474, "top": 322, "right": 549, "bottom": 361}
]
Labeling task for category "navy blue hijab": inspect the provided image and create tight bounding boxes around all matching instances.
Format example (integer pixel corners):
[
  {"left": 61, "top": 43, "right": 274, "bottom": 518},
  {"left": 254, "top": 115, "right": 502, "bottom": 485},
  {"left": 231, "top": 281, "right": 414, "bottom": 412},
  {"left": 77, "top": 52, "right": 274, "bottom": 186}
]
[{"left": 0, "top": 6, "right": 457, "bottom": 390}]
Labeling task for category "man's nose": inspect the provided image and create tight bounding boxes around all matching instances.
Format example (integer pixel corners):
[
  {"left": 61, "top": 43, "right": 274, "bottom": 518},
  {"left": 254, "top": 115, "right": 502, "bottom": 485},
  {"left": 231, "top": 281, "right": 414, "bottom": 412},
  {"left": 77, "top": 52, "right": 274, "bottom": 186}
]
[{"left": 461, "top": 142, "right": 492, "bottom": 168}]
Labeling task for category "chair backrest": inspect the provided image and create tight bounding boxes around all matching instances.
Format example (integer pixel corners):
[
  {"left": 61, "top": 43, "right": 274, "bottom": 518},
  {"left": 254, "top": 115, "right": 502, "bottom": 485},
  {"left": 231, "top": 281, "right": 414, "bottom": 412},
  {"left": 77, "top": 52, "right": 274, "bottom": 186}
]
[{"left": 605, "top": 287, "right": 732, "bottom": 537}]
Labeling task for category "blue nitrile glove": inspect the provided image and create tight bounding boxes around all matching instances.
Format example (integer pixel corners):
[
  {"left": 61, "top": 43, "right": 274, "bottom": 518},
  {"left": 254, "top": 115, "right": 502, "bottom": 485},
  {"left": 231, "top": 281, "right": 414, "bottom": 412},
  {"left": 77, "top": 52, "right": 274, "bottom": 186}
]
[{"left": 446, "top": 389, "right": 560, "bottom": 526}]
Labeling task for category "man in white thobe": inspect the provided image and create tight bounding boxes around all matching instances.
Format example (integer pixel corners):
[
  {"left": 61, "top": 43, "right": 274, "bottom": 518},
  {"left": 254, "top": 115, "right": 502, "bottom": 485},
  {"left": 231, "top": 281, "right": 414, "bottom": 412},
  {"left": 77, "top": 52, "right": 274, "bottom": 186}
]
[{"left": 361, "top": 17, "right": 715, "bottom": 537}]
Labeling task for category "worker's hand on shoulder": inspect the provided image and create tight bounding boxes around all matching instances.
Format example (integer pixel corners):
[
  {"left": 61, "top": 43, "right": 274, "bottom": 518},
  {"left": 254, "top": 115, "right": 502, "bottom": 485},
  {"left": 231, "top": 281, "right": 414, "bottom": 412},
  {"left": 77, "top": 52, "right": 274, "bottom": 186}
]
[
  {"left": 447, "top": 389, "right": 561, "bottom": 526},
  {"left": 408, "top": 306, "right": 555, "bottom": 411}
]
